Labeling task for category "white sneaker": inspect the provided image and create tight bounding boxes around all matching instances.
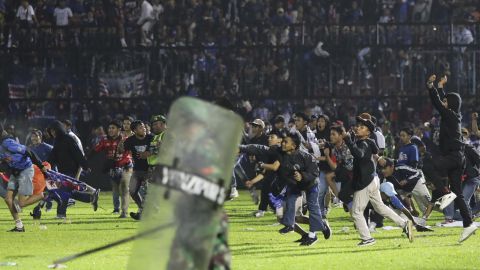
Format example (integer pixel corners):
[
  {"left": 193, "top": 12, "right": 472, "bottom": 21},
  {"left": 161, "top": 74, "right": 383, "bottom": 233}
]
[
  {"left": 337, "top": 79, "right": 345, "bottom": 85},
  {"left": 254, "top": 210, "right": 265, "bottom": 218},
  {"left": 230, "top": 188, "right": 239, "bottom": 199},
  {"left": 438, "top": 192, "right": 457, "bottom": 210},
  {"left": 459, "top": 223, "right": 477, "bottom": 243}
]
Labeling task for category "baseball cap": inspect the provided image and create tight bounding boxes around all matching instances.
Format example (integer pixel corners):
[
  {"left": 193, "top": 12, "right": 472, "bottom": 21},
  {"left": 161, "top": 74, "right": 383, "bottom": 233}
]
[
  {"left": 380, "top": 182, "right": 397, "bottom": 197},
  {"left": 250, "top": 119, "right": 265, "bottom": 129},
  {"left": 356, "top": 112, "right": 375, "bottom": 132}
]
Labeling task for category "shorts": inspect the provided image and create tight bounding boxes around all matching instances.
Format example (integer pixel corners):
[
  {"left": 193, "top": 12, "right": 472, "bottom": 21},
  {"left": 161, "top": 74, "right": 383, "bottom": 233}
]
[
  {"left": 7, "top": 166, "right": 34, "bottom": 196},
  {"left": 0, "top": 181, "right": 7, "bottom": 198}
]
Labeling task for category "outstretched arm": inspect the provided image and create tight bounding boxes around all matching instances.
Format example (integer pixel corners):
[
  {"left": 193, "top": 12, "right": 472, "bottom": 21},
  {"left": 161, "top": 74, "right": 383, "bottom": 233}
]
[{"left": 427, "top": 74, "right": 448, "bottom": 116}]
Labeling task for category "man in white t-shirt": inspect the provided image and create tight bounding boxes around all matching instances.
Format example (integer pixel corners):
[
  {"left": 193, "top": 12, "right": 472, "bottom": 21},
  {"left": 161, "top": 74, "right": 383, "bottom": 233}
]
[
  {"left": 137, "top": 0, "right": 154, "bottom": 46},
  {"left": 53, "top": 0, "right": 73, "bottom": 26},
  {"left": 16, "top": 0, "right": 38, "bottom": 26}
]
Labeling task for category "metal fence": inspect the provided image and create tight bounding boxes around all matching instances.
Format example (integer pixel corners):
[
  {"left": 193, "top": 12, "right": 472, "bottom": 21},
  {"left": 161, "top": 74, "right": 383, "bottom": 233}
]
[{"left": 1, "top": 23, "right": 479, "bottom": 107}]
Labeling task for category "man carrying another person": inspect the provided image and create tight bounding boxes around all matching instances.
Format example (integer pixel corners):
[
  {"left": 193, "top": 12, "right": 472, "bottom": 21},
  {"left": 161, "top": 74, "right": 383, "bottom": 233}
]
[{"left": 0, "top": 123, "right": 48, "bottom": 232}]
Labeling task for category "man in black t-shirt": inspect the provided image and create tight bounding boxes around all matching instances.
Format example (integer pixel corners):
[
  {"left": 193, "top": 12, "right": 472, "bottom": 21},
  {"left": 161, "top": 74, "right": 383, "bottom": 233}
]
[{"left": 121, "top": 120, "right": 153, "bottom": 220}]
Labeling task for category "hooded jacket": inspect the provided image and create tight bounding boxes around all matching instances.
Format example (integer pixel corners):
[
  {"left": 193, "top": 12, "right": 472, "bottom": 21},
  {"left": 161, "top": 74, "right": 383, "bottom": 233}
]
[
  {"left": 428, "top": 86, "right": 464, "bottom": 154},
  {"left": 48, "top": 120, "right": 88, "bottom": 177},
  {"left": 464, "top": 144, "right": 480, "bottom": 180}
]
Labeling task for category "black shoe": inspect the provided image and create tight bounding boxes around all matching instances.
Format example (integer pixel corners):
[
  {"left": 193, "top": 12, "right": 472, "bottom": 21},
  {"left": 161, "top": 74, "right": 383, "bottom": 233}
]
[
  {"left": 357, "top": 238, "right": 376, "bottom": 247},
  {"left": 279, "top": 226, "right": 294, "bottom": 234},
  {"left": 294, "top": 234, "right": 308, "bottom": 243},
  {"left": 30, "top": 206, "right": 42, "bottom": 220},
  {"left": 322, "top": 220, "right": 332, "bottom": 240},
  {"left": 415, "top": 224, "right": 434, "bottom": 232},
  {"left": 300, "top": 236, "right": 318, "bottom": 246},
  {"left": 8, "top": 227, "right": 25, "bottom": 232},
  {"left": 130, "top": 212, "right": 142, "bottom": 220},
  {"left": 91, "top": 189, "right": 100, "bottom": 212}
]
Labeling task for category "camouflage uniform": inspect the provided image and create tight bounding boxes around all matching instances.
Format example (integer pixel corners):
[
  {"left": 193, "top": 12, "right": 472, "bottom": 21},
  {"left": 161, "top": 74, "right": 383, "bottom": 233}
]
[{"left": 209, "top": 212, "right": 231, "bottom": 270}]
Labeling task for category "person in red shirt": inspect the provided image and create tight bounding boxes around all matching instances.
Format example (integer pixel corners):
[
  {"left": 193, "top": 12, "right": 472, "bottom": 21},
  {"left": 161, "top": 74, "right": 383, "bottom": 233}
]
[{"left": 94, "top": 120, "right": 133, "bottom": 218}]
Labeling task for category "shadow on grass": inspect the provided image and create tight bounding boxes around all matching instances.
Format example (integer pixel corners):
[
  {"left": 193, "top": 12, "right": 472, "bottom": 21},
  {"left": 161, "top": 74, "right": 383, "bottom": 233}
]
[
  {"left": 233, "top": 241, "right": 462, "bottom": 258},
  {"left": 2, "top": 255, "right": 34, "bottom": 259}
]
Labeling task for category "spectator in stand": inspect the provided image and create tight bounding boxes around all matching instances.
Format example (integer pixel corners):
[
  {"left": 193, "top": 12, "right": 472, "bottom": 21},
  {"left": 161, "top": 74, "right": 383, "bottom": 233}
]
[
  {"left": 54, "top": 0, "right": 73, "bottom": 27},
  {"left": 35, "top": 0, "right": 52, "bottom": 26},
  {"left": 113, "top": 0, "right": 127, "bottom": 47},
  {"left": 137, "top": 0, "right": 154, "bottom": 46},
  {"left": 343, "top": 0, "right": 363, "bottom": 23},
  {"left": 16, "top": 0, "right": 37, "bottom": 30},
  {"left": 53, "top": 0, "right": 72, "bottom": 44},
  {"left": 271, "top": 7, "right": 291, "bottom": 26}
]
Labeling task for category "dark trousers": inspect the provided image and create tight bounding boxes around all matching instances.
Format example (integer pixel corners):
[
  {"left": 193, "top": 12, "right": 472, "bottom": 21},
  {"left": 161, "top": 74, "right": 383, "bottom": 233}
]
[
  {"left": 364, "top": 206, "right": 384, "bottom": 227},
  {"left": 258, "top": 176, "right": 273, "bottom": 211},
  {"left": 434, "top": 151, "right": 472, "bottom": 228},
  {"left": 57, "top": 190, "right": 91, "bottom": 216}
]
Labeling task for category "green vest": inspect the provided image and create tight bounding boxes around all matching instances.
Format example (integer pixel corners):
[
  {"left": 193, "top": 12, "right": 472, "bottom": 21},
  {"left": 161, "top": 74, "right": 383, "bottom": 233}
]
[{"left": 147, "top": 131, "right": 165, "bottom": 166}]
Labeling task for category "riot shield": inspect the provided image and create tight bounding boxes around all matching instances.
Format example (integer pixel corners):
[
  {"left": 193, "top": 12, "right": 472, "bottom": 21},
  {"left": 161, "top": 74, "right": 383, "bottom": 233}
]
[{"left": 128, "top": 97, "right": 243, "bottom": 270}]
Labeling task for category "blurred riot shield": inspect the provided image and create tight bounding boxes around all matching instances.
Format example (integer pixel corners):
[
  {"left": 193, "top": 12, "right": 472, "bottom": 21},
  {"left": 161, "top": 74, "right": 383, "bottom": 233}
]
[{"left": 128, "top": 97, "right": 243, "bottom": 270}]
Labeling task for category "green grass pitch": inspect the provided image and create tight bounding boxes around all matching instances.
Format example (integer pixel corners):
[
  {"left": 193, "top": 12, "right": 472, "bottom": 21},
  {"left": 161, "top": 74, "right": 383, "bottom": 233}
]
[{"left": 0, "top": 191, "right": 479, "bottom": 269}]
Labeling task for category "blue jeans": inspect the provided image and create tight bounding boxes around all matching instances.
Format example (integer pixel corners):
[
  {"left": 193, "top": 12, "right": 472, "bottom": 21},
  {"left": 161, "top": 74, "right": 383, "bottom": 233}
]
[
  {"left": 282, "top": 186, "right": 301, "bottom": 227},
  {"left": 282, "top": 185, "right": 326, "bottom": 233},
  {"left": 306, "top": 184, "right": 326, "bottom": 232},
  {"left": 317, "top": 171, "right": 328, "bottom": 217},
  {"left": 443, "top": 176, "right": 480, "bottom": 219}
]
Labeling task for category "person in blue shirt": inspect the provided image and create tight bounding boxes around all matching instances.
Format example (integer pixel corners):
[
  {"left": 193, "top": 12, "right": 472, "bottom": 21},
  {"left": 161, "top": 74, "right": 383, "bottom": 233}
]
[
  {"left": 0, "top": 124, "right": 46, "bottom": 232},
  {"left": 28, "top": 130, "right": 53, "bottom": 162},
  {"left": 397, "top": 127, "right": 419, "bottom": 168}
]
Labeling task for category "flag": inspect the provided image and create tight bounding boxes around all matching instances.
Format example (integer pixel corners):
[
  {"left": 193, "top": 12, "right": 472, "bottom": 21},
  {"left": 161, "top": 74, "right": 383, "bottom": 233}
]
[{"left": 8, "top": 84, "right": 26, "bottom": 99}]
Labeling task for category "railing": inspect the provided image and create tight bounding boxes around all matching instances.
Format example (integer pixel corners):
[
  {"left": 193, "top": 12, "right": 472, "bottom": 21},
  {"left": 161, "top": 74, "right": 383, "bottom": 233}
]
[
  {"left": 1, "top": 23, "right": 478, "bottom": 49},
  {"left": 1, "top": 23, "right": 479, "bottom": 122}
]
